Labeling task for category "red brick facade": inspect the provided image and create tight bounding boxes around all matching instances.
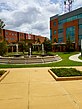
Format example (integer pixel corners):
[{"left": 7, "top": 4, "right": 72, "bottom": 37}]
[
  {"left": 50, "top": 18, "right": 58, "bottom": 42},
  {"left": 0, "top": 29, "right": 45, "bottom": 44}
]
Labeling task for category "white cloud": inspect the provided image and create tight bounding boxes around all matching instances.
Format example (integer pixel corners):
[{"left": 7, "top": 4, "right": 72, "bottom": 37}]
[{"left": 0, "top": 0, "right": 82, "bottom": 39}]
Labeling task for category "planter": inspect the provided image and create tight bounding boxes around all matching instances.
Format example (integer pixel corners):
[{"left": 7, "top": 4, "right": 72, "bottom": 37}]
[{"left": 48, "top": 69, "right": 82, "bottom": 81}]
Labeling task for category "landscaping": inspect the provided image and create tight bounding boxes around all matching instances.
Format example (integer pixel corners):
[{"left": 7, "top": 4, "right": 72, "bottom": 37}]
[
  {"left": 0, "top": 70, "right": 6, "bottom": 77},
  {"left": 78, "top": 55, "right": 82, "bottom": 60},
  {"left": 50, "top": 68, "right": 82, "bottom": 77},
  {"left": 0, "top": 52, "right": 82, "bottom": 68}
]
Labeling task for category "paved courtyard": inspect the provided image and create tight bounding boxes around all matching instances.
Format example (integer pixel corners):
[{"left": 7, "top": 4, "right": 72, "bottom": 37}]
[{"left": 0, "top": 67, "right": 82, "bottom": 109}]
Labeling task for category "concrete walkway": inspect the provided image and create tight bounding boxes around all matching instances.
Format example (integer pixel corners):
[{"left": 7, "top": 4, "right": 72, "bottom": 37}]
[
  {"left": 0, "top": 67, "right": 82, "bottom": 109},
  {"left": 69, "top": 53, "right": 82, "bottom": 62}
]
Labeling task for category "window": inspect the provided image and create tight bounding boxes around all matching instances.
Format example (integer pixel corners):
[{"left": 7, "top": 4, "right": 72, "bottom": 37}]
[
  {"left": 50, "top": 29, "right": 52, "bottom": 40},
  {"left": 53, "top": 22, "right": 56, "bottom": 26},
  {"left": 66, "top": 26, "right": 75, "bottom": 41},
  {"left": 78, "top": 14, "right": 82, "bottom": 19},
  {"left": 58, "top": 29, "right": 63, "bottom": 33},
  {"left": 79, "top": 24, "right": 82, "bottom": 29},
  {"left": 15, "top": 33, "right": 17, "bottom": 36},
  {"left": 5, "top": 38, "right": 8, "bottom": 40},
  {"left": 79, "top": 35, "right": 82, "bottom": 39},
  {"left": 58, "top": 37, "right": 63, "bottom": 43},
  {"left": 5, "top": 32, "right": 8, "bottom": 35},
  {"left": 54, "top": 30, "right": 56, "bottom": 35},
  {"left": 11, "top": 38, "right": 14, "bottom": 40},
  {"left": 12, "top": 33, "right": 14, "bottom": 36},
  {"left": 58, "top": 14, "right": 82, "bottom": 25}
]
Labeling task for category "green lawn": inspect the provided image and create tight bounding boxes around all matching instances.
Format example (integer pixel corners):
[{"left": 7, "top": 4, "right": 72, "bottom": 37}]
[
  {"left": 78, "top": 55, "right": 82, "bottom": 60},
  {"left": 0, "top": 52, "right": 82, "bottom": 68}
]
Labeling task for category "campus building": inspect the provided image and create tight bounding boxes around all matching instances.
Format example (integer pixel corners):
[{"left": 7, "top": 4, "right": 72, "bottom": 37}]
[
  {"left": 0, "top": 29, "right": 46, "bottom": 52},
  {"left": 50, "top": 7, "right": 82, "bottom": 51}
]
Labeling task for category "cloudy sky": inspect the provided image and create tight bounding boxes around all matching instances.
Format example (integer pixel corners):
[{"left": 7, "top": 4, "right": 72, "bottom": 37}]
[{"left": 0, "top": 0, "right": 82, "bottom": 38}]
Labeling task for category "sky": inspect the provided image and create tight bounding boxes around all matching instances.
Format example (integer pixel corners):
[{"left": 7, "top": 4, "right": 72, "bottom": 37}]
[{"left": 0, "top": 0, "right": 82, "bottom": 39}]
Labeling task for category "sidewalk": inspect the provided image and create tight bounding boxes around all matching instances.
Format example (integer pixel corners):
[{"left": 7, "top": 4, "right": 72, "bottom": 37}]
[
  {"left": 0, "top": 68, "right": 82, "bottom": 109},
  {"left": 69, "top": 53, "right": 82, "bottom": 62}
]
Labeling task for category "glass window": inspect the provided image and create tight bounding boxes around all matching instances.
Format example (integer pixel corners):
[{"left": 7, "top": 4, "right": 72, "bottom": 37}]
[
  {"left": 58, "top": 29, "right": 63, "bottom": 33},
  {"left": 11, "top": 38, "right": 14, "bottom": 40},
  {"left": 66, "top": 26, "right": 75, "bottom": 41},
  {"left": 50, "top": 29, "right": 52, "bottom": 40},
  {"left": 79, "top": 24, "right": 82, "bottom": 29},
  {"left": 58, "top": 37, "right": 63, "bottom": 43},
  {"left": 53, "top": 22, "right": 56, "bottom": 26},
  {"left": 78, "top": 14, "right": 82, "bottom": 19},
  {"left": 5, "top": 38, "right": 8, "bottom": 40},
  {"left": 79, "top": 35, "right": 82, "bottom": 39},
  {"left": 15, "top": 33, "right": 17, "bottom": 36},
  {"left": 12, "top": 33, "right": 14, "bottom": 36},
  {"left": 58, "top": 20, "right": 62, "bottom": 25},
  {"left": 54, "top": 30, "right": 56, "bottom": 35},
  {"left": 5, "top": 32, "right": 8, "bottom": 35},
  {"left": 58, "top": 15, "right": 78, "bottom": 25}
]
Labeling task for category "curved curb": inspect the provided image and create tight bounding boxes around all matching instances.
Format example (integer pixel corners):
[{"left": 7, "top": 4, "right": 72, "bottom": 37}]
[
  {"left": 48, "top": 69, "right": 82, "bottom": 81},
  {"left": 0, "top": 70, "right": 10, "bottom": 82}
]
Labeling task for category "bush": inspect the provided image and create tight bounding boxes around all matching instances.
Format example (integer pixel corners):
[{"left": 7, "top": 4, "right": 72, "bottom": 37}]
[{"left": 51, "top": 68, "right": 82, "bottom": 77}]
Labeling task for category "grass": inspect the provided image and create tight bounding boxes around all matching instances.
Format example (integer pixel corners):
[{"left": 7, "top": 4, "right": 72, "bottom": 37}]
[
  {"left": 5, "top": 52, "right": 28, "bottom": 57},
  {"left": 50, "top": 68, "right": 82, "bottom": 77},
  {"left": 78, "top": 55, "right": 82, "bottom": 60},
  {"left": 0, "top": 70, "right": 6, "bottom": 77},
  {"left": 0, "top": 52, "right": 82, "bottom": 68}
]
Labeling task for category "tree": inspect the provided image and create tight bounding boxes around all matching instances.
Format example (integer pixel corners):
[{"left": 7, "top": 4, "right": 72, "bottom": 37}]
[
  {"left": 53, "top": 37, "right": 57, "bottom": 43},
  {"left": 43, "top": 38, "right": 52, "bottom": 53},
  {"left": 0, "top": 41, "right": 8, "bottom": 56},
  {"left": 66, "top": 36, "right": 74, "bottom": 52},
  {"left": 18, "top": 41, "right": 28, "bottom": 54}
]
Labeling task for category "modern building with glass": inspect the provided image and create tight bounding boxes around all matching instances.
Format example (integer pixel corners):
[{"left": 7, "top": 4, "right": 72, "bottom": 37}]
[{"left": 50, "top": 7, "right": 82, "bottom": 51}]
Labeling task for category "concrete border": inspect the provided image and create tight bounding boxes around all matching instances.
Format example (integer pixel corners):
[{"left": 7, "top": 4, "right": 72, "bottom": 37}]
[
  {"left": 0, "top": 70, "right": 10, "bottom": 82},
  {"left": 48, "top": 69, "right": 82, "bottom": 81}
]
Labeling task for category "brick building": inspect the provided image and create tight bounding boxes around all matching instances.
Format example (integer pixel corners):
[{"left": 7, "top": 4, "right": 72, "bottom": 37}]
[
  {"left": 0, "top": 29, "right": 46, "bottom": 52},
  {"left": 50, "top": 7, "right": 82, "bottom": 51}
]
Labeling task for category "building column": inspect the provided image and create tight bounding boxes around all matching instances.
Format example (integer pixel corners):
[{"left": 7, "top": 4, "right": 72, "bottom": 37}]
[
  {"left": 16, "top": 44, "right": 18, "bottom": 54},
  {"left": 12, "top": 46, "right": 13, "bottom": 52}
]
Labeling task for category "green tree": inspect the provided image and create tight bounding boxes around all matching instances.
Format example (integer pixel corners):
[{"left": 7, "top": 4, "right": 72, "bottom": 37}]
[
  {"left": 53, "top": 37, "right": 57, "bottom": 43},
  {"left": 0, "top": 41, "right": 8, "bottom": 56},
  {"left": 18, "top": 41, "right": 28, "bottom": 54},
  {"left": 43, "top": 38, "right": 52, "bottom": 53},
  {"left": 66, "top": 36, "right": 74, "bottom": 52}
]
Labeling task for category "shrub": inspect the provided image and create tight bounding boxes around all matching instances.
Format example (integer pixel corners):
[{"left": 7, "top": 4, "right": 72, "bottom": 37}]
[{"left": 51, "top": 68, "right": 82, "bottom": 77}]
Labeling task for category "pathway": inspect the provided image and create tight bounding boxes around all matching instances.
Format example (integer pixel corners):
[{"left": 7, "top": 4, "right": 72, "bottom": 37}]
[
  {"left": 0, "top": 68, "right": 82, "bottom": 109},
  {"left": 69, "top": 53, "right": 82, "bottom": 62}
]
